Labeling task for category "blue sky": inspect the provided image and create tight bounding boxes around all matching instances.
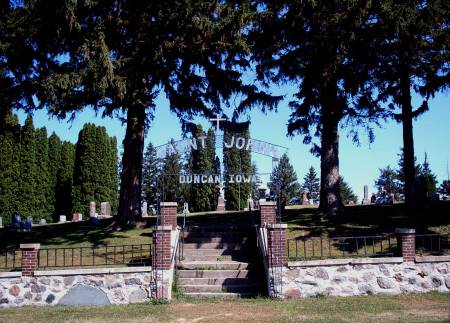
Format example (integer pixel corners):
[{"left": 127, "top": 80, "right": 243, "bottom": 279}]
[{"left": 16, "top": 89, "right": 449, "bottom": 201}]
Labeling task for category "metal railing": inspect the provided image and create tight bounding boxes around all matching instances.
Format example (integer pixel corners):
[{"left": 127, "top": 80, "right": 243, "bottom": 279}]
[
  {"left": 0, "top": 249, "right": 22, "bottom": 271},
  {"left": 416, "top": 234, "right": 449, "bottom": 256},
  {"left": 287, "top": 235, "right": 396, "bottom": 260},
  {"left": 37, "top": 244, "right": 152, "bottom": 269}
]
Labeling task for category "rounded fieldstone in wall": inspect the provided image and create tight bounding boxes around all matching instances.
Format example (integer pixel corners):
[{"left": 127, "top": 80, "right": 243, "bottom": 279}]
[
  {"left": 314, "top": 268, "right": 329, "bottom": 280},
  {"left": 284, "top": 288, "right": 302, "bottom": 298},
  {"left": 431, "top": 277, "right": 442, "bottom": 288},
  {"left": 129, "top": 288, "right": 148, "bottom": 303},
  {"left": 445, "top": 276, "right": 450, "bottom": 289},
  {"left": 64, "top": 276, "right": 75, "bottom": 286},
  {"left": 377, "top": 277, "right": 394, "bottom": 289},
  {"left": 58, "top": 284, "right": 111, "bottom": 306},
  {"left": 9, "top": 285, "right": 20, "bottom": 297}
]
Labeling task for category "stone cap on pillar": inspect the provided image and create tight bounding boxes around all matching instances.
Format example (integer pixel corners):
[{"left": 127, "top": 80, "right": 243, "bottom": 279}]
[
  {"left": 20, "top": 243, "right": 40, "bottom": 249},
  {"left": 395, "top": 228, "right": 415, "bottom": 234},
  {"left": 160, "top": 202, "right": 177, "bottom": 207},
  {"left": 267, "top": 223, "right": 288, "bottom": 229},
  {"left": 259, "top": 200, "right": 276, "bottom": 206},
  {"left": 152, "top": 225, "right": 173, "bottom": 231}
]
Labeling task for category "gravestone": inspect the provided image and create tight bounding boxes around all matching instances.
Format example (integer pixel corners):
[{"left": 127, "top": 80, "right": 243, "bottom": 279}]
[
  {"left": 142, "top": 201, "right": 148, "bottom": 217},
  {"left": 100, "top": 202, "right": 111, "bottom": 218},
  {"left": 72, "top": 213, "right": 83, "bottom": 222},
  {"left": 59, "top": 215, "right": 66, "bottom": 223},
  {"left": 362, "top": 185, "right": 370, "bottom": 205},
  {"left": 89, "top": 202, "right": 96, "bottom": 217},
  {"left": 0, "top": 217, "right": 2, "bottom": 228},
  {"left": 39, "top": 218, "right": 47, "bottom": 225},
  {"left": 302, "top": 192, "right": 309, "bottom": 205},
  {"left": 58, "top": 284, "right": 111, "bottom": 306}
]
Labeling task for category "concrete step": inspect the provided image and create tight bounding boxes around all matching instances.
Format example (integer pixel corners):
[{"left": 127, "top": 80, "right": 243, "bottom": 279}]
[
  {"left": 183, "top": 236, "right": 250, "bottom": 244},
  {"left": 182, "top": 242, "right": 244, "bottom": 250},
  {"left": 183, "top": 231, "right": 251, "bottom": 239},
  {"left": 182, "top": 248, "right": 250, "bottom": 256},
  {"left": 185, "top": 224, "right": 256, "bottom": 232},
  {"left": 178, "top": 261, "right": 255, "bottom": 270},
  {"left": 183, "top": 292, "right": 259, "bottom": 299},
  {"left": 182, "top": 254, "right": 253, "bottom": 262},
  {"left": 178, "top": 277, "right": 260, "bottom": 286},
  {"left": 180, "top": 283, "right": 260, "bottom": 293},
  {"left": 177, "top": 269, "right": 254, "bottom": 279}
]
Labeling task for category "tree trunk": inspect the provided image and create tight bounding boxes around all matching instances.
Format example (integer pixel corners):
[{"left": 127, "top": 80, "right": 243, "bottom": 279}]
[
  {"left": 399, "top": 67, "right": 416, "bottom": 215},
  {"left": 318, "top": 82, "right": 343, "bottom": 219},
  {"left": 117, "top": 105, "right": 146, "bottom": 227}
]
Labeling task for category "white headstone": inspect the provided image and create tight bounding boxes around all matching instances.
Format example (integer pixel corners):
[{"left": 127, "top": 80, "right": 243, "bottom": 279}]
[
  {"left": 59, "top": 215, "right": 66, "bottom": 223},
  {"left": 142, "top": 201, "right": 148, "bottom": 217},
  {"left": 39, "top": 218, "right": 47, "bottom": 225},
  {"left": 89, "top": 201, "right": 96, "bottom": 217},
  {"left": 0, "top": 217, "right": 2, "bottom": 228},
  {"left": 100, "top": 202, "right": 111, "bottom": 218},
  {"left": 362, "top": 185, "right": 370, "bottom": 205}
]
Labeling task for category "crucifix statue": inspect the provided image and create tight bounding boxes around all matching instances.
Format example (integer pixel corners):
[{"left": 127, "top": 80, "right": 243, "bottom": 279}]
[{"left": 210, "top": 114, "right": 227, "bottom": 207}]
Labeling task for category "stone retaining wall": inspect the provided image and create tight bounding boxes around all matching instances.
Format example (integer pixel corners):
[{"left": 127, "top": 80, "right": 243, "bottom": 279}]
[
  {"left": 281, "top": 258, "right": 450, "bottom": 298},
  {"left": 0, "top": 267, "right": 160, "bottom": 307}
]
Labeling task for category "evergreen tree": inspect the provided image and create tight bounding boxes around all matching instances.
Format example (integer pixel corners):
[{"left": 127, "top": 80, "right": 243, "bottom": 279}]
[
  {"left": 18, "top": 115, "right": 37, "bottom": 220},
  {"left": 107, "top": 136, "right": 119, "bottom": 214},
  {"left": 268, "top": 154, "right": 300, "bottom": 211},
  {"left": 251, "top": 163, "right": 263, "bottom": 201},
  {"left": 55, "top": 141, "right": 74, "bottom": 218},
  {"left": 223, "top": 121, "right": 252, "bottom": 210},
  {"left": 396, "top": 148, "right": 422, "bottom": 195},
  {"left": 0, "top": 111, "right": 20, "bottom": 224},
  {"left": 161, "top": 140, "right": 183, "bottom": 203},
  {"left": 371, "top": 1, "right": 449, "bottom": 213},
  {"left": 27, "top": 1, "right": 277, "bottom": 227},
  {"left": 48, "top": 132, "right": 62, "bottom": 218},
  {"left": 302, "top": 166, "right": 320, "bottom": 203},
  {"left": 417, "top": 153, "right": 438, "bottom": 200},
  {"left": 339, "top": 177, "right": 358, "bottom": 205},
  {"left": 34, "top": 127, "right": 51, "bottom": 221},
  {"left": 439, "top": 180, "right": 450, "bottom": 196},
  {"left": 250, "top": 1, "right": 384, "bottom": 218},
  {"left": 375, "top": 166, "right": 403, "bottom": 201},
  {"left": 142, "top": 142, "right": 160, "bottom": 209}
]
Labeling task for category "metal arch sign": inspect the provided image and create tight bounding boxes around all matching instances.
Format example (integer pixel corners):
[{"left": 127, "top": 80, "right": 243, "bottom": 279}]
[{"left": 155, "top": 135, "right": 288, "bottom": 160}]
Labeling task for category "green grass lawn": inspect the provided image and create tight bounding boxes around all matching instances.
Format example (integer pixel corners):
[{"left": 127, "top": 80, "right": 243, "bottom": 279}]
[{"left": 0, "top": 293, "right": 449, "bottom": 322}]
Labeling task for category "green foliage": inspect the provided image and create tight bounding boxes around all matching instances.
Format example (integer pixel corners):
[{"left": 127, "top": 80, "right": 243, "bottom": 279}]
[
  {"left": 268, "top": 154, "right": 300, "bottom": 208},
  {"left": 223, "top": 122, "right": 252, "bottom": 210},
  {"left": 48, "top": 132, "right": 62, "bottom": 217},
  {"left": 72, "top": 124, "right": 118, "bottom": 215},
  {"left": 142, "top": 142, "right": 160, "bottom": 210},
  {"left": 302, "top": 166, "right": 320, "bottom": 203},
  {"left": 34, "top": 127, "right": 51, "bottom": 221},
  {"left": 18, "top": 115, "right": 37, "bottom": 220},
  {"left": 0, "top": 111, "right": 20, "bottom": 224},
  {"left": 439, "top": 180, "right": 450, "bottom": 196},
  {"left": 188, "top": 125, "right": 217, "bottom": 212},
  {"left": 339, "top": 177, "right": 358, "bottom": 205},
  {"left": 161, "top": 139, "right": 183, "bottom": 203},
  {"left": 375, "top": 166, "right": 403, "bottom": 201},
  {"left": 251, "top": 163, "right": 263, "bottom": 201},
  {"left": 55, "top": 141, "right": 75, "bottom": 218}
]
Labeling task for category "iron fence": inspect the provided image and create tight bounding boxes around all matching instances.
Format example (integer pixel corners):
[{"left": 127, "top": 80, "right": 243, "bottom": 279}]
[
  {"left": 287, "top": 235, "right": 396, "bottom": 260},
  {"left": 38, "top": 244, "right": 152, "bottom": 269},
  {"left": 415, "top": 234, "right": 449, "bottom": 256},
  {"left": 0, "top": 249, "right": 22, "bottom": 271}
]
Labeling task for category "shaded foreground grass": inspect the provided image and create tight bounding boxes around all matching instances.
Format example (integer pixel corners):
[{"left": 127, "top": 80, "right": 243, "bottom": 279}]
[{"left": 0, "top": 292, "right": 449, "bottom": 322}]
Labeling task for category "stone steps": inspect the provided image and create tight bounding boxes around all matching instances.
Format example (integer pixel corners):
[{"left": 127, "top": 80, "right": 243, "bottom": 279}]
[
  {"left": 177, "top": 269, "right": 254, "bottom": 279},
  {"left": 176, "top": 225, "right": 262, "bottom": 299}
]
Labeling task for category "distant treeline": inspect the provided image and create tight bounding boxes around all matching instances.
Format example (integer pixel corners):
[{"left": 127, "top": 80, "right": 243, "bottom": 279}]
[{"left": 0, "top": 112, "right": 118, "bottom": 224}]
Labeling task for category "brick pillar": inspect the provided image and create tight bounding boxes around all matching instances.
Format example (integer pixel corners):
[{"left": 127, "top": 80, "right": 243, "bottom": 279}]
[
  {"left": 259, "top": 200, "right": 277, "bottom": 227},
  {"left": 20, "top": 243, "right": 40, "bottom": 276},
  {"left": 159, "top": 202, "right": 177, "bottom": 230},
  {"left": 395, "top": 228, "right": 416, "bottom": 262},
  {"left": 152, "top": 225, "right": 173, "bottom": 300},
  {"left": 267, "top": 224, "right": 287, "bottom": 267}
]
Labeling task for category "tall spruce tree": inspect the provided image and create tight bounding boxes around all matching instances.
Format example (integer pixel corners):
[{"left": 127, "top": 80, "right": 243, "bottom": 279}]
[
  {"left": 26, "top": 1, "right": 277, "bottom": 227},
  {"left": 18, "top": 115, "right": 37, "bottom": 219},
  {"left": 55, "top": 141, "right": 75, "bottom": 218},
  {"left": 371, "top": 0, "right": 449, "bottom": 213},
  {"left": 142, "top": 142, "right": 160, "bottom": 209},
  {"left": 268, "top": 154, "right": 300, "bottom": 211},
  {"left": 161, "top": 140, "right": 183, "bottom": 203},
  {"left": 375, "top": 166, "right": 403, "bottom": 201},
  {"left": 302, "top": 166, "right": 320, "bottom": 203},
  {"left": 223, "top": 121, "right": 252, "bottom": 210},
  {"left": 34, "top": 127, "right": 51, "bottom": 221},
  {"left": 417, "top": 153, "right": 438, "bottom": 199},
  {"left": 339, "top": 177, "right": 358, "bottom": 205},
  {"left": 0, "top": 111, "right": 20, "bottom": 223},
  {"left": 249, "top": 1, "right": 385, "bottom": 218},
  {"left": 251, "top": 163, "right": 263, "bottom": 201},
  {"left": 48, "top": 132, "right": 62, "bottom": 218}
]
